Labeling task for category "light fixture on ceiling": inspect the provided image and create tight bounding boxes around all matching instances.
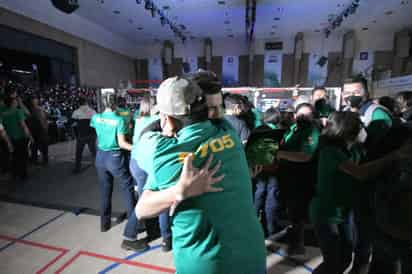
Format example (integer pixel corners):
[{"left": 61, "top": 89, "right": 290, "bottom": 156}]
[
  {"left": 362, "top": 27, "right": 369, "bottom": 31},
  {"left": 324, "top": 0, "right": 361, "bottom": 38},
  {"left": 137, "top": 27, "right": 143, "bottom": 30},
  {"left": 218, "top": 1, "right": 226, "bottom": 5},
  {"left": 273, "top": 17, "right": 280, "bottom": 21},
  {"left": 113, "top": 10, "right": 120, "bottom": 14}
]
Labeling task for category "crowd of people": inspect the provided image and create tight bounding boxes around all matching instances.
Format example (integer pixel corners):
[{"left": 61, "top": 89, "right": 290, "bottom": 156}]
[
  {"left": 1, "top": 70, "right": 412, "bottom": 274},
  {"left": 0, "top": 80, "right": 98, "bottom": 180}
]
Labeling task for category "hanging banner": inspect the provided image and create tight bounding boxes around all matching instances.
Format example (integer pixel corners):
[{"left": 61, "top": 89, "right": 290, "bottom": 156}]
[
  {"left": 222, "top": 56, "right": 239, "bottom": 86},
  {"left": 148, "top": 57, "right": 163, "bottom": 87},
  {"left": 264, "top": 50, "right": 282, "bottom": 87},
  {"left": 183, "top": 57, "right": 198, "bottom": 74},
  {"left": 353, "top": 50, "right": 374, "bottom": 79},
  {"left": 308, "top": 53, "right": 328, "bottom": 86}
]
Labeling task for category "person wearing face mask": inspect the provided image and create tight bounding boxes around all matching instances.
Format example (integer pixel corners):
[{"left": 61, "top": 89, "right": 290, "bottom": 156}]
[
  {"left": 275, "top": 103, "right": 320, "bottom": 255},
  {"left": 309, "top": 111, "right": 412, "bottom": 274},
  {"left": 342, "top": 76, "right": 393, "bottom": 274},
  {"left": 312, "top": 87, "right": 334, "bottom": 128}
]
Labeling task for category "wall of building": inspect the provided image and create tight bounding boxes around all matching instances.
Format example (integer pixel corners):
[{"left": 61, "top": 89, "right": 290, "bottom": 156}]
[{"left": 0, "top": 7, "right": 136, "bottom": 87}]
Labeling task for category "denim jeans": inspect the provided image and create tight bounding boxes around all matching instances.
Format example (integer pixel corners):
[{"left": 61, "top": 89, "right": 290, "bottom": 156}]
[
  {"left": 368, "top": 229, "right": 412, "bottom": 274},
  {"left": 95, "top": 150, "right": 138, "bottom": 240},
  {"left": 75, "top": 136, "right": 96, "bottom": 170},
  {"left": 313, "top": 219, "right": 354, "bottom": 274},
  {"left": 352, "top": 204, "right": 373, "bottom": 269},
  {"left": 254, "top": 175, "right": 281, "bottom": 236},
  {"left": 129, "top": 158, "right": 171, "bottom": 241}
]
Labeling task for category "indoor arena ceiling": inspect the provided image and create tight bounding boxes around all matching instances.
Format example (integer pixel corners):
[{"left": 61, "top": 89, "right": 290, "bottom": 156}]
[{"left": 2, "top": 0, "right": 412, "bottom": 44}]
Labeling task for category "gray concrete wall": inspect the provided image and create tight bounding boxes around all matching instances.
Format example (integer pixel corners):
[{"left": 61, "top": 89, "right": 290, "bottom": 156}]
[{"left": 0, "top": 7, "right": 136, "bottom": 87}]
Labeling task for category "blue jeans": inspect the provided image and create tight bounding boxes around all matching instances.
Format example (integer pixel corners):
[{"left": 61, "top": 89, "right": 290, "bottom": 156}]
[
  {"left": 129, "top": 158, "right": 171, "bottom": 241},
  {"left": 368, "top": 229, "right": 412, "bottom": 274},
  {"left": 254, "top": 175, "right": 281, "bottom": 236},
  {"left": 95, "top": 150, "right": 138, "bottom": 240},
  {"left": 313, "top": 219, "right": 354, "bottom": 274}
]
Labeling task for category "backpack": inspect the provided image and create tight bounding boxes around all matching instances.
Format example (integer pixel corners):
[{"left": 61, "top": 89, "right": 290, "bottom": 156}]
[{"left": 245, "top": 125, "right": 285, "bottom": 167}]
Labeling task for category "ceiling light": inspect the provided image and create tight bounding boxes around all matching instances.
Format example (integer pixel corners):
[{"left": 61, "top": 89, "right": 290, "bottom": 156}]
[
  {"left": 218, "top": 1, "right": 226, "bottom": 5},
  {"left": 385, "top": 10, "right": 394, "bottom": 15},
  {"left": 228, "top": 34, "right": 234, "bottom": 38},
  {"left": 362, "top": 27, "right": 369, "bottom": 31},
  {"left": 273, "top": 17, "right": 280, "bottom": 21},
  {"left": 113, "top": 10, "right": 120, "bottom": 14},
  {"left": 137, "top": 27, "right": 143, "bottom": 30}
]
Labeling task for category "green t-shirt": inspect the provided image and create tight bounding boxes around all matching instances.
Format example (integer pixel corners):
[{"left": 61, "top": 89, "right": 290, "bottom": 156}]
[
  {"left": 1, "top": 107, "right": 26, "bottom": 140},
  {"left": 137, "top": 121, "right": 265, "bottom": 274},
  {"left": 252, "top": 108, "right": 263, "bottom": 128},
  {"left": 131, "top": 115, "right": 159, "bottom": 160},
  {"left": 90, "top": 111, "right": 127, "bottom": 151},
  {"left": 309, "top": 145, "right": 362, "bottom": 224},
  {"left": 266, "top": 122, "right": 278, "bottom": 129},
  {"left": 282, "top": 123, "right": 320, "bottom": 155}
]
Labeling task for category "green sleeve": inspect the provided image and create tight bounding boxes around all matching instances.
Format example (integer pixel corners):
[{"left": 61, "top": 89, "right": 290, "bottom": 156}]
[
  {"left": 367, "top": 109, "right": 393, "bottom": 141},
  {"left": 117, "top": 117, "right": 128, "bottom": 135},
  {"left": 301, "top": 127, "right": 320, "bottom": 156},
  {"left": 90, "top": 115, "right": 96, "bottom": 128},
  {"left": 372, "top": 109, "right": 392, "bottom": 127}
]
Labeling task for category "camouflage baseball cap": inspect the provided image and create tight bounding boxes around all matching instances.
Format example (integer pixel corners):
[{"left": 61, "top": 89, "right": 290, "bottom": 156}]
[{"left": 157, "top": 76, "right": 205, "bottom": 116}]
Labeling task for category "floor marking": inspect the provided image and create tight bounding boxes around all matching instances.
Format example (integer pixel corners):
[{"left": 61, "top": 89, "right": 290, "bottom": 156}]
[
  {"left": 98, "top": 244, "right": 162, "bottom": 273},
  {"left": 0, "top": 235, "right": 69, "bottom": 274},
  {"left": 274, "top": 250, "right": 314, "bottom": 273},
  {"left": 55, "top": 249, "right": 175, "bottom": 274},
  {"left": 0, "top": 212, "right": 66, "bottom": 252}
]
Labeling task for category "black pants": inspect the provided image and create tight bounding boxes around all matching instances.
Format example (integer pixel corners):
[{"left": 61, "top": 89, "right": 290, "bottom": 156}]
[
  {"left": 11, "top": 138, "right": 29, "bottom": 180},
  {"left": 0, "top": 140, "right": 10, "bottom": 173},
  {"left": 75, "top": 137, "right": 96, "bottom": 170},
  {"left": 31, "top": 132, "right": 49, "bottom": 164}
]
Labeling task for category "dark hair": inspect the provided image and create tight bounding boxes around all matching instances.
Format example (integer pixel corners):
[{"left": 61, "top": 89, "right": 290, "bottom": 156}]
[
  {"left": 264, "top": 107, "right": 281, "bottom": 125},
  {"left": 224, "top": 94, "right": 244, "bottom": 112},
  {"left": 117, "top": 96, "right": 126, "bottom": 108},
  {"left": 79, "top": 97, "right": 87, "bottom": 106},
  {"left": 170, "top": 107, "right": 209, "bottom": 130},
  {"left": 189, "top": 70, "right": 222, "bottom": 95},
  {"left": 397, "top": 91, "right": 412, "bottom": 108},
  {"left": 102, "top": 93, "right": 117, "bottom": 110},
  {"left": 346, "top": 74, "right": 368, "bottom": 94},
  {"left": 321, "top": 111, "right": 362, "bottom": 147},
  {"left": 312, "top": 86, "right": 326, "bottom": 95},
  {"left": 139, "top": 95, "right": 153, "bottom": 117},
  {"left": 378, "top": 96, "right": 397, "bottom": 114}
]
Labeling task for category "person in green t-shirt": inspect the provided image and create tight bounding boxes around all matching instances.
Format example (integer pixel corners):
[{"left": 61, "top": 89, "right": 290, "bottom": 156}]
[
  {"left": 116, "top": 97, "right": 133, "bottom": 139},
  {"left": 1, "top": 97, "right": 33, "bottom": 181},
  {"left": 275, "top": 102, "right": 320, "bottom": 256},
  {"left": 90, "top": 93, "right": 148, "bottom": 252},
  {"left": 135, "top": 77, "right": 266, "bottom": 274},
  {"left": 309, "top": 111, "right": 412, "bottom": 274},
  {"left": 129, "top": 95, "right": 171, "bottom": 251}
]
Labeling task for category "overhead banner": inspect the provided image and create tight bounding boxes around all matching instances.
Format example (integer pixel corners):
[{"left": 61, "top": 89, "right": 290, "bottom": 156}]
[
  {"left": 353, "top": 50, "right": 374, "bottom": 79},
  {"left": 222, "top": 56, "right": 239, "bottom": 86},
  {"left": 308, "top": 53, "right": 328, "bottom": 86},
  {"left": 183, "top": 57, "right": 198, "bottom": 74},
  {"left": 264, "top": 50, "right": 282, "bottom": 87},
  {"left": 148, "top": 57, "right": 163, "bottom": 87}
]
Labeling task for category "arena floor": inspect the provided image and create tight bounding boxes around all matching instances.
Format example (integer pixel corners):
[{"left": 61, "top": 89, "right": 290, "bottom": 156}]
[{"left": 0, "top": 141, "right": 324, "bottom": 274}]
